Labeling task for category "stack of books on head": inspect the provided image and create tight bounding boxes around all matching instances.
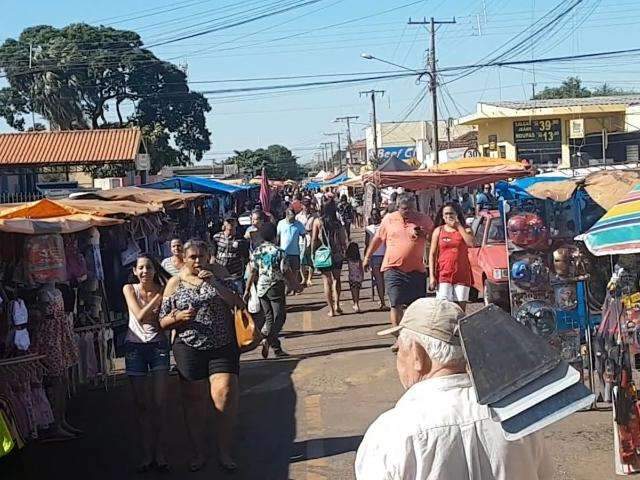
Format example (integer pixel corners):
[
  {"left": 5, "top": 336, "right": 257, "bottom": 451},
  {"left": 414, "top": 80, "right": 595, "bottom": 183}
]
[{"left": 460, "top": 304, "right": 594, "bottom": 441}]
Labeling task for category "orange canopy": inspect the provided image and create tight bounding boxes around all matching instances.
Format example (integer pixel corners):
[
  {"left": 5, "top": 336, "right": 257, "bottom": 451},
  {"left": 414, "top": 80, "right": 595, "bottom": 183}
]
[{"left": 431, "top": 156, "right": 527, "bottom": 172}]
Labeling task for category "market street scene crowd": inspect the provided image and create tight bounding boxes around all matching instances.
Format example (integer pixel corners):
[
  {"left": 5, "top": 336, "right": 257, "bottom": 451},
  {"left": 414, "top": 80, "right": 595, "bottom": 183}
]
[{"left": 3, "top": 1, "right": 640, "bottom": 479}]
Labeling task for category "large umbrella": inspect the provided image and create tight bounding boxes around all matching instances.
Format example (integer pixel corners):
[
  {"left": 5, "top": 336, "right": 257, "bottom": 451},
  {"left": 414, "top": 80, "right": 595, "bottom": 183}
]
[
  {"left": 578, "top": 181, "right": 640, "bottom": 256},
  {"left": 259, "top": 167, "right": 271, "bottom": 214}
]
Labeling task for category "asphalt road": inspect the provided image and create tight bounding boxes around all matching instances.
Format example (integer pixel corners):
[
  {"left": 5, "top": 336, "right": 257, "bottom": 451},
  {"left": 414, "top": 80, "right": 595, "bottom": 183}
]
[{"left": 2, "top": 230, "right": 616, "bottom": 480}]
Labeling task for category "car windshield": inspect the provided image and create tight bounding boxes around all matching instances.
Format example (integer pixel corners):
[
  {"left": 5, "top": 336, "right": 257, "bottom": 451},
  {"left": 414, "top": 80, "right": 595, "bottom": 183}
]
[{"left": 487, "top": 218, "right": 505, "bottom": 244}]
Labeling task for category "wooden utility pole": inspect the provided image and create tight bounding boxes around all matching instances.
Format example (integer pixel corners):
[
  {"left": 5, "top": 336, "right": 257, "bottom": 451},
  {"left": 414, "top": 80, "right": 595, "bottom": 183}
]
[
  {"left": 359, "top": 90, "right": 385, "bottom": 167},
  {"left": 408, "top": 16, "right": 456, "bottom": 165},
  {"left": 335, "top": 116, "right": 358, "bottom": 165}
]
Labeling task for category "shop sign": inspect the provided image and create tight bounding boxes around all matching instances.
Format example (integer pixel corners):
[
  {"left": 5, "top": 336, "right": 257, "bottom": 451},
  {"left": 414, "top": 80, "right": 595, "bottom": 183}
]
[
  {"left": 135, "top": 153, "right": 151, "bottom": 171},
  {"left": 377, "top": 145, "right": 416, "bottom": 160},
  {"left": 569, "top": 119, "right": 585, "bottom": 139},
  {"left": 514, "top": 119, "right": 561, "bottom": 143}
]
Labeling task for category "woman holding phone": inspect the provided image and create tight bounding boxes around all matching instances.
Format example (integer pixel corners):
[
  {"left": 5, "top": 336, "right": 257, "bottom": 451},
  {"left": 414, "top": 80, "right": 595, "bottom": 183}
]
[
  {"left": 160, "top": 240, "right": 245, "bottom": 473},
  {"left": 428, "top": 202, "right": 475, "bottom": 310}
]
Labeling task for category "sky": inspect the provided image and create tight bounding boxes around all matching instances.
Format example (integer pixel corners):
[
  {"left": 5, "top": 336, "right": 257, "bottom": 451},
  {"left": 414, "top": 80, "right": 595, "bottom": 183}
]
[{"left": 1, "top": 0, "right": 639, "bottom": 164}]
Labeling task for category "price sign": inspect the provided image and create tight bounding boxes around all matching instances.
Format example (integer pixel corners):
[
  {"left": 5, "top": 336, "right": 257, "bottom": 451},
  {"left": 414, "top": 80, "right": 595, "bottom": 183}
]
[{"left": 513, "top": 119, "right": 561, "bottom": 144}]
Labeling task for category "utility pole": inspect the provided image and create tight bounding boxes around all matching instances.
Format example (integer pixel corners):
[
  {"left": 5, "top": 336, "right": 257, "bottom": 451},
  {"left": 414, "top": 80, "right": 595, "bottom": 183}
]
[
  {"left": 408, "top": 16, "right": 456, "bottom": 166},
  {"left": 321, "top": 142, "right": 333, "bottom": 171},
  {"left": 324, "top": 132, "right": 343, "bottom": 170},
  {"left": 335, "top": 116, "right": 358, "bottom": 165},
  {"left": 360, "top": 90, "right": 385, "bottom": 168}
]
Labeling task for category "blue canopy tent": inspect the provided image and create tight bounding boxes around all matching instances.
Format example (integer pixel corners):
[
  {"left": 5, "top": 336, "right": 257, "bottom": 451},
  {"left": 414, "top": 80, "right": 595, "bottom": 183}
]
[
  {"left": 306, "top": 173, "right": 349, "bottom": 190},
  {"left": 495, "top": 176, "right": 567, "bottom": 200},
  {"left": 143, "top": 176, "right": 257, "bottom": 195}
]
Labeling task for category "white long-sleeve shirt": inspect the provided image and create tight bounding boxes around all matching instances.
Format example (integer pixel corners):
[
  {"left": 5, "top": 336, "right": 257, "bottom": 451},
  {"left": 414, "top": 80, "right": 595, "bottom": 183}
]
[{"left": 355, "top": 374, "right": 553, "bottom": 480}]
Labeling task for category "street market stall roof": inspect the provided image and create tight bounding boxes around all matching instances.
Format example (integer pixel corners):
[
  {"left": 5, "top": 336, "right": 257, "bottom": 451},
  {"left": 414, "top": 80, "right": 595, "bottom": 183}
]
[
  {"left": 72, "top": 187, "right": 207, "bottom": 210},
  {"left": 58, "top": 199, "right": 164, "bottom": 217},
  {"left": 496, "top": 176, "right": 567, "bottom": 200},
  {"left": 0, "top": 199, "right": 123, "bottom": 234},
  {"left": 377, "top": 156, "right": 416, "bottom": 172},
  {"left": 434, "top": 156, "right": 526, "bottom": 172},
  {"left": 0, "top": 128, "right": 141, "bottom": 169},
  {"left": 306, "top": 172, "right": 349, "bottom": 190},
  {"left": 577, "top": 181, "right": 640, "bottom": 256},
  {"left": 364, "top": 164, "right": 529, "bottom": 190},
  {"left": 526, "top": 170, "right": 640, "bottom": 210},
  {"left": 142, "top": 176, "right": 257, "bottom": 195}
]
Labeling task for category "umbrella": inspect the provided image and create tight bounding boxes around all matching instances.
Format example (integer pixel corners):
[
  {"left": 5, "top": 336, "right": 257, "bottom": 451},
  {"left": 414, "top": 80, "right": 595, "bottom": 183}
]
[
  {"left": 259, "top": 168, "right": 271, "bottom": 214},
  {"left": 578, "top": 181, "right": 640, "bottom": 256}
]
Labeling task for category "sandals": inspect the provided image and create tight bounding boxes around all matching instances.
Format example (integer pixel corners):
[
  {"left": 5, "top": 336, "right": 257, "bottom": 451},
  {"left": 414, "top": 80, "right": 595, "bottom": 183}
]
[
  {"left": 218, "top": 457, "right": 238, "bottom": 473},
  {"left": 189, "top": 457, "right": 206, "bottom": 473}
]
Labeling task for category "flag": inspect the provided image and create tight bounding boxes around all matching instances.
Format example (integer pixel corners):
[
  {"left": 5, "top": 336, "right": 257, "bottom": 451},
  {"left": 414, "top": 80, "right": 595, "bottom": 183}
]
[{"left": 259, "top": 167, "right": 271, "bottom": 214}]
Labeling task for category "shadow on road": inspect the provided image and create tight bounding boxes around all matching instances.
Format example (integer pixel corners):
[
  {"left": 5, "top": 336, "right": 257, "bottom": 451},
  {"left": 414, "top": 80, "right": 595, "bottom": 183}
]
[
  {"left": 282, "top": 322, "right": 388, "bottom": 339},
  {"left": 293, "top": 343, "right": 390, "bottom": 359},
  {"left": 290, "top": 435, "right": 364, "bottom": 463}
]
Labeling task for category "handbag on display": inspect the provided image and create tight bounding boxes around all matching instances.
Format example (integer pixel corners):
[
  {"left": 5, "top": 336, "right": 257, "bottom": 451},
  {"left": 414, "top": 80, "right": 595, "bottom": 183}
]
[
  {"left": 313, "top": 226, "right": 333, "bottom": 269},
  {"left": 234, "top": 308, "right": 261, "bottom": 353}
]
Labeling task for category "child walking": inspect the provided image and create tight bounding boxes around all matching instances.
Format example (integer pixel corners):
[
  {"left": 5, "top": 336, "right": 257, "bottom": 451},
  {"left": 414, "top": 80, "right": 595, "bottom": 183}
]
[{"left": 346, "top": 242, "right": 364, "bottom": 313}]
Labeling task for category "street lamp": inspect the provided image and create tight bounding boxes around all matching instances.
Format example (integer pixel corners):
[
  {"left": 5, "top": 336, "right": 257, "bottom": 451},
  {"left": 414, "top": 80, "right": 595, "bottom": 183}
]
[{"left": 360, "top": 53, "right": 422, "bottom": 74}]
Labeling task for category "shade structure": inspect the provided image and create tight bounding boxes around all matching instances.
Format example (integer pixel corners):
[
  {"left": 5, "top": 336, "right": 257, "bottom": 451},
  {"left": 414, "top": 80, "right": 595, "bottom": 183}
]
[
  {"left": 377, "top": 156, "right": 415, "bottom": 172},
  {"left": 0, "top": 198, "right": 123, "bottom": 234},
  {"left": 578, "top": 181, "right": 640, "bottom": 256},
  {"left": 434, "top": 156, "right": 526, "bottom": 172},
  {"left": 305, "top": 172, "right": 349, "bottom": 190},
  {"left": 74, "top": 186, "right": 207, "bottom": 210},
  {"left": 364, "top": 165, "right": 529, "bottom": 190},
  {"left": 143, "top": 176, "right": 256, "bottom": 195}
]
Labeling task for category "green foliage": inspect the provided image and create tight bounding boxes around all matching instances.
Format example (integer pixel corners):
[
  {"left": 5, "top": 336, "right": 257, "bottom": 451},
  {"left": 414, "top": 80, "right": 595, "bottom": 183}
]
[
  {"left": 0, "top": 23, "right": 211, "bottom": 176},
  {"left": 225, "top": 144, "right": 300, "bottom": 180},
  {"left": 533, "top": 76, "right": 636, "bottom": 100}
]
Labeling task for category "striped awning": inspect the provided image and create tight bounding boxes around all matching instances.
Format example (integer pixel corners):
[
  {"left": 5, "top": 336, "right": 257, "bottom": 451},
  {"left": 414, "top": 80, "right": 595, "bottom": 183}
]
[{"left": 578, "top": 182, "right": 640, "bottom": 256}]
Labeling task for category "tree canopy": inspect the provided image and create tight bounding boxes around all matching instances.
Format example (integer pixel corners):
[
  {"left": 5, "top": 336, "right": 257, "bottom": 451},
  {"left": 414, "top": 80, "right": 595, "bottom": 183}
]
[
  {"left": 0, "top": 23, "right": 212, "bottom": 175},
  {"left": 225, "top": 145, "right": 300, "bottom": 180},
  {"left": 533, "top": 76, "right": 636, "bottom": 100}
]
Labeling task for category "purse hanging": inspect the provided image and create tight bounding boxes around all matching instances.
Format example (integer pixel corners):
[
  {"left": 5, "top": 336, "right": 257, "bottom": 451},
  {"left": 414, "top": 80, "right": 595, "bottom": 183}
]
[
  {"left": 234, "top": 308, "right": 262, "bottom": 353},
  {"left": 313, "top": 225, "right": 333, "bottom": 270}
]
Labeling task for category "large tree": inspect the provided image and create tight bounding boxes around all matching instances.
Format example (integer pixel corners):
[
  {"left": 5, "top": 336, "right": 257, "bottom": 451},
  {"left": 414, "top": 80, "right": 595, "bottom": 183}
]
[
  {"left": 225, "top": 144, "right": 300, "bottom": 180},
  {"left": 533, "top": 76, "right": 636, "bottom": 100},
  {"left": 0, "top": 23, "right": 211, "bottom": 175}
]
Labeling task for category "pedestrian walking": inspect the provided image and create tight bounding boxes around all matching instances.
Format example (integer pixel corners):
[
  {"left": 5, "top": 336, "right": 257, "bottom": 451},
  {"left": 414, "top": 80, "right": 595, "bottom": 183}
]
[
  {"left": 244, "top": 223, "right": 300, "bottom": 358},
  {"left": 365, "top": 208, "right": 387, "bottom": 310},
  {"left": 161, "top": 238, "right": 184, "bottom": 277},
  {"left": 296, "top": 199, "right": 317, "bottom": 287},
  {"left": 276, "top": 208, "right": 306, "bottom": 293},
  {"left": 160, "top": 240, "right": 245, "bottom": 473},
  {"left": 211, "top": 215, "right": 247, "bottom": 294},
  {"left": 363, "top": 193, "right": 433, "bottom": 350},
  {"left": 337, "top": 194, "right": 355, "bottom": 241},
  {"left": 244, "top": 209, "right": 267, "bottom": 252},
  {"left": 345, "top": 242, "right": 364, "bottom": 313},
  {"left": 429, "top": 202, "right": 475, "bottom": 311},
  {"left": 311, "top": 197, "right": 347, "bottom": 317},
  {"left": 355, "top": 298, "right": 552, "bottom": 480},
  {"left": 122, "top": 254, "right": 171, "bottom": 473}
]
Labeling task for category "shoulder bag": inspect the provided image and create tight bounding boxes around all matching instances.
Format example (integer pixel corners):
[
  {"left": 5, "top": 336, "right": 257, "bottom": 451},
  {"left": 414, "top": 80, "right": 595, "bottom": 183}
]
[
  {"left": 234, "top": 308, "right": 262, "bottom": 353},
  {"left": 313, "top": 225, "right": 333, "bottom": 269}
]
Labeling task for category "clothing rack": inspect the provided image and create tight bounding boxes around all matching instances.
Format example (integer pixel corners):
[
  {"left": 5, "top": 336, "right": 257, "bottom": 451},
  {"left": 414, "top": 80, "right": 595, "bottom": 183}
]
[{"left": 0, "top": 354, "right": 46, "bottom": 367}]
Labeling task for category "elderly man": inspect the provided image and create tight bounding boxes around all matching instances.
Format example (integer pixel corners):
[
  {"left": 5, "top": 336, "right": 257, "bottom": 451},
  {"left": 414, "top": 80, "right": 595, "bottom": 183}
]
[
  {"left": 364, "top": 193, "right": 434, "bottom": 347},
  {"left": 355, "top": 298, "right": 552, "bottom": 480}
]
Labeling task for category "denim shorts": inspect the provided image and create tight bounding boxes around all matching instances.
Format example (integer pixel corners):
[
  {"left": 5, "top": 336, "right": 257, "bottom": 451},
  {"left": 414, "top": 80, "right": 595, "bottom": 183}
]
[{"left": 124, "top": 340, "right": 170, "bottom": 376}]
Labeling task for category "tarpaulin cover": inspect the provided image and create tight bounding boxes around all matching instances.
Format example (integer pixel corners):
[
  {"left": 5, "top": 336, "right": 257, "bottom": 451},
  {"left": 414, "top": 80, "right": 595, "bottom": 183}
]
[
  {"left": 434, "top": 156, "right": 526, "bottom": 172},
  {"left": 0, "top": 199, "right": 122, "bottom": 234},
  {"left": 306, "top": 173, "right": 349, "bottom": 190},
  {"left": 364, "top": 165, "right": 529, "bottom": 190},
  {"left": 74, "top": 187, "right": 206, "bottom": 210},
  {"left": 143, "top": 176, "right": 256, "bottom": 195},
  {"left": 578, "top": 181, "right": 640, "bottom": 256},
  {"left": 59, "top": 199, "right": 163, "bottom": 217},
  {"left": 495, "top": 176, "right": 566, "bottom": 201},
  {"left": 377, "top": 156, "right": 415, "bottom": 172}
]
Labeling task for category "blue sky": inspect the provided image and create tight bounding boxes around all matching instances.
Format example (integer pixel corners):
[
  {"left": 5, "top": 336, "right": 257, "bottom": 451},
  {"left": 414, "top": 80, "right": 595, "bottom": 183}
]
[{"left": 1, "top": 0, "right": 638, "bottom": 164}]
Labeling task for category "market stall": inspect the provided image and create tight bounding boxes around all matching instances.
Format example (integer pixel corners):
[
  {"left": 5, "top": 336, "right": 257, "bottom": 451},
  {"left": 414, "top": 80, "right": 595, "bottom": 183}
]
[{"left": 0, "top": 199, "right": 124, "bottom": 452}]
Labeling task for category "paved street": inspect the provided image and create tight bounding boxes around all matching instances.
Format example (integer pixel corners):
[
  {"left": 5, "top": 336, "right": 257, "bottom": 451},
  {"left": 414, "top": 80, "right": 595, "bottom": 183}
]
[{"left": 2, "top": 234, "right": 617, "bottom": 480}]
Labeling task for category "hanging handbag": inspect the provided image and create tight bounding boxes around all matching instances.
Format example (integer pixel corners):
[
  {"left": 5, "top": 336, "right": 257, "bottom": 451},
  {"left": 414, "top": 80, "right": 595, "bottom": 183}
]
[
  {"left": 313, "top": 225, "right": 333, "bottom": 270},
  {"left": 234, "top": 308, "right": 262, "bottom": 353}
]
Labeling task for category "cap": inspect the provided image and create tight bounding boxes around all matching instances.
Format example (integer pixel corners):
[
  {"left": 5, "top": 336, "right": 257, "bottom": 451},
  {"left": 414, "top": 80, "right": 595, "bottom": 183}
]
[{"left": 377, "top": 298, "right": 464, "bottom": 345}]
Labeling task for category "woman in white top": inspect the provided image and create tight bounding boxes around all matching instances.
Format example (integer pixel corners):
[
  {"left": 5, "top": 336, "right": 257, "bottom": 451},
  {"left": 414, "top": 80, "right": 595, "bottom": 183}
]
[
  {"left": 365, "top": 208, "right": 387, "bottom": 310},
  {"left": 122, "top": 254, "right": 171, "bottom": 473},
  {"left": 161, "top": 238, "right": 184, "bottom": 277}
]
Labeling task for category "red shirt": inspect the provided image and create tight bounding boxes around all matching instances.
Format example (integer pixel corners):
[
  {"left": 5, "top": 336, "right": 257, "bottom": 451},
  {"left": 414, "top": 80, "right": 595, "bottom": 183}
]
[
  {"left": 437, "top": 227, "right": 472, "bottom": 286},
  {"left": 377, "top": 211, "right": 434, "bottom": 273}
]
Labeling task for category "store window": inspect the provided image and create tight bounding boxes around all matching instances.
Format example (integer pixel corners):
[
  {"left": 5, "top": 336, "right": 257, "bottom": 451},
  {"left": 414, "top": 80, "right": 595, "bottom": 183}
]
[{"left": 498, "top": 145, "right": 506, "bottom": 159}]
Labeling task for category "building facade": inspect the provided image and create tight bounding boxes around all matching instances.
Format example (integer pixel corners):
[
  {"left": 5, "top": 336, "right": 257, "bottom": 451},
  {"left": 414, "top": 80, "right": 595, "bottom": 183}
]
[{"left": 458, "top": 96, "right": 640, "bottom": 169}]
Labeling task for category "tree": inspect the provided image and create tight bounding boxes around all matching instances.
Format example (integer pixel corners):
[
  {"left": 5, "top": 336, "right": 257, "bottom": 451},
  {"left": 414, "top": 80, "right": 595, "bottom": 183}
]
[
  {"left": 532, "top": 76, "right": 636, "bottom": 100},
  {"left": 225, "top": 144, "right": 300, "bottom": 180},
  {"left": 0, "top": 23, "right": 211, "bottom": 175}
]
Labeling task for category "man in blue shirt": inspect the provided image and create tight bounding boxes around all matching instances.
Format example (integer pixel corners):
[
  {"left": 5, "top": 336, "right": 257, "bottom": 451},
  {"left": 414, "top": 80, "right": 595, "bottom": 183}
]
[
  {"left": 475, "top": 184, "right": 495, "bottom": 213},
  {"left": 277, "top": 208, "right": 306, "bottom": 292}
]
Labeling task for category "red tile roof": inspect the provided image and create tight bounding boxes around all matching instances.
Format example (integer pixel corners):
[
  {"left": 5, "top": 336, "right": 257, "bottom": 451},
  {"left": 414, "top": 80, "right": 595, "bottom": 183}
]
[{"left": 0, "top": 128, "right": 142, "bottom": 166}]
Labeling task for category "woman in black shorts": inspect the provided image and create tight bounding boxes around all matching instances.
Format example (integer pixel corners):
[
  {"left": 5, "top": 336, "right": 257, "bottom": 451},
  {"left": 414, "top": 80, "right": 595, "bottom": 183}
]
[
  {"left": 311, "top": 197, "right": 347, "bottom": 317},
  {"left": 160, "top": 240, "right": 245, "bottom": 473}
]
